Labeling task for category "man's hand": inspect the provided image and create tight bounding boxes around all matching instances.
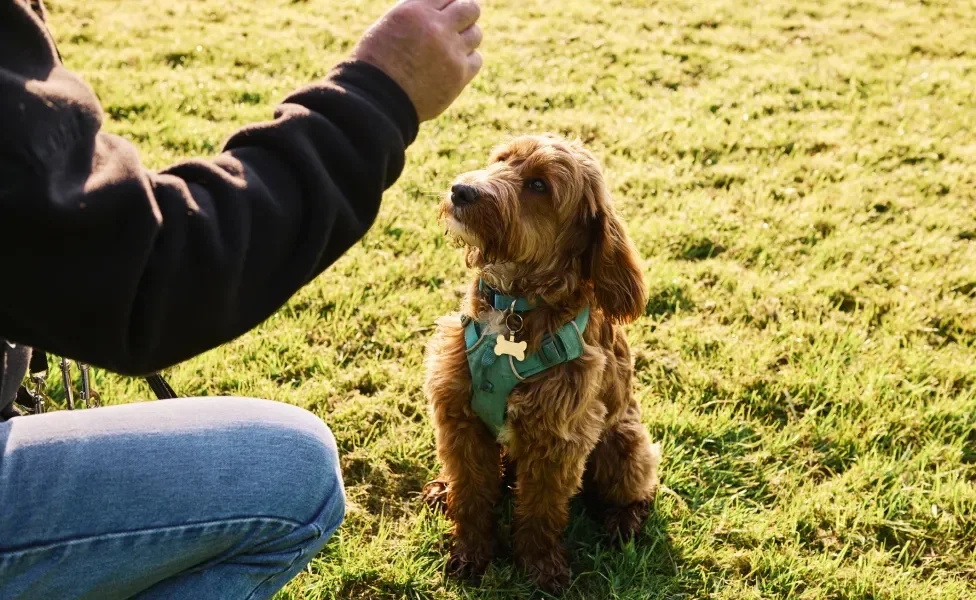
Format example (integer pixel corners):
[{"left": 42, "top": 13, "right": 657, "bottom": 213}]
[{"left": 352, "top": 0, "right": 483, "bottom": 122}]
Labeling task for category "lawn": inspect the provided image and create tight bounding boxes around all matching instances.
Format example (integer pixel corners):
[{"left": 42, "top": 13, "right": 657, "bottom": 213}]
[{"left": 40, "top": 0, "right": 976, "bottom": 598}]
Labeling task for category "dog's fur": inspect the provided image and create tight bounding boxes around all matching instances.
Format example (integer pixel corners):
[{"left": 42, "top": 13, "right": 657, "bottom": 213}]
[{"left": 422, "top": 134, "right": 661, "bottom": 592}]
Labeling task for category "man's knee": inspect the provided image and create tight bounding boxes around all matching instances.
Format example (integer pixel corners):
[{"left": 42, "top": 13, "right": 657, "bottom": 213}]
[
  {"left": 282, "top": 403, "right": 346, "bottom": 534},
  {"left": 201, "top": 397, "right": 346, "bottom": 530}
]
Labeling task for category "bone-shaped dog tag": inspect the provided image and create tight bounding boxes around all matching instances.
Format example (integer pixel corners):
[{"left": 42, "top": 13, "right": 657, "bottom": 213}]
[{"left": 494, "top": 332, "right": 527, "bottom": 361}]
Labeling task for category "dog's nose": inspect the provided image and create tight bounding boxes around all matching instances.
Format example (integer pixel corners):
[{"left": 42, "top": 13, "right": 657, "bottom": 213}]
[{"left": 451, "top": 184, "right": 479, "bottom": 206}]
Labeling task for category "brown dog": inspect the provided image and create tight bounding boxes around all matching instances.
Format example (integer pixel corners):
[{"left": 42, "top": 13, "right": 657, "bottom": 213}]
[{"left": 422, "top": 134, "right": 661, "bottom": 592}]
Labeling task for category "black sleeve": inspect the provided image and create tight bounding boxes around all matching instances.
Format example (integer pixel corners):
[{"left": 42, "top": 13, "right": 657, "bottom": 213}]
[{"left": 0, "top": 3, "right": 419, "bottom": 375}]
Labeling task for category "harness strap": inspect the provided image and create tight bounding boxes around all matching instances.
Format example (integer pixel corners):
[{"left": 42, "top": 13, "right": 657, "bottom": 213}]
[
  {"left": 513, "top": 307, "right": 590, "bottom": 380},
  {"left": 478, "top": 279, "right": 536, "bottom": 312},
  {"left": 462, "top": 315, "right": 480, "bottom": 348},
  {"left": 462, "top": 307, "right": 590, "bottom": 437}
]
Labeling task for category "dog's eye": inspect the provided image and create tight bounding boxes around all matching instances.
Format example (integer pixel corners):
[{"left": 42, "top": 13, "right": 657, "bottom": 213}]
[{"left": 526, "top": 178, "right": 548, "bottom": 193}]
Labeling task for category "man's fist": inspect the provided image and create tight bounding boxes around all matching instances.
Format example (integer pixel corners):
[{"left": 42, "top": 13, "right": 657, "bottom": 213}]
[{"left": 353, "top": 0, "right": 483, "bottom": 122}]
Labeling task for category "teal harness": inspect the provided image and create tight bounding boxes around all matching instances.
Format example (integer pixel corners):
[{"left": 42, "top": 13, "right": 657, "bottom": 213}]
[{"left": 463, "top": 282, "right": 590, "bottom": 438}]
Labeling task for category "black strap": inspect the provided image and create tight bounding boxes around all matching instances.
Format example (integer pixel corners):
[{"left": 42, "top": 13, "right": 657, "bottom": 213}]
[
  {"left": 29, "top": 348, "right": 48, "bottom": 373},
  {"left": 145, "top": 373, "right": 178, "bottom": 400}
]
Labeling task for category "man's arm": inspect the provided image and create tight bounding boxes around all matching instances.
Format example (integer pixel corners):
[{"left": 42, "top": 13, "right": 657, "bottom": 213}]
[{"left": 0, "top": 1, "right": 480, "bottom": 376}]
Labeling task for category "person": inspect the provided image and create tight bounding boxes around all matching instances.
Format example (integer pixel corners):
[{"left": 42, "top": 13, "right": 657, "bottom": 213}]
[{"left": 0, "top": 0, "right": 482, "bottom": 597}]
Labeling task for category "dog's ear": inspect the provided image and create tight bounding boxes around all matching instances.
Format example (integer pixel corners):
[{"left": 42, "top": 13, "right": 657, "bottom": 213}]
[{"left": 580, "top": 159, "right": 647, "bottom": 324}]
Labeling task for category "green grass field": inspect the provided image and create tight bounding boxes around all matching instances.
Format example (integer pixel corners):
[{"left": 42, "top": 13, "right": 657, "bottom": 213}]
[{"left": 41, "top": 0, "right": 976, "bottom": 598}]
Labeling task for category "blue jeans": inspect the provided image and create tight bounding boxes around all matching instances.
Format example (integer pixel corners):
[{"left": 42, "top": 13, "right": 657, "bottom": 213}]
[{"left": 0, "top": 397, "right": 345, "bottom": 599}]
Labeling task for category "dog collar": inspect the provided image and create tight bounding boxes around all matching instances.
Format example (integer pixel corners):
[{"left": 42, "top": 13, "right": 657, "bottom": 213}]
[{"left": 478, "top": 279, "right": 536, "bottom": 312}]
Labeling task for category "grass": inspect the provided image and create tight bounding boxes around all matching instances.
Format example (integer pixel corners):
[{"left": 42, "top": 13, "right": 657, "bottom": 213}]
[{"left": 38, "top": 0, "right": 976, "bottom": 598}]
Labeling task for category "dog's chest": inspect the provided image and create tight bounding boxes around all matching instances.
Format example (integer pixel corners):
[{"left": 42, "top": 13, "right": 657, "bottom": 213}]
[{"left": 461, "top": 307, "right": 590, "bottom": 439}]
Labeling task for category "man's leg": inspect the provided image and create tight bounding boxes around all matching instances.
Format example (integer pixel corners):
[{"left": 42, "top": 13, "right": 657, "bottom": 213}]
[{"left": 0, "top": 397, "right": 345, "bottom": 600}]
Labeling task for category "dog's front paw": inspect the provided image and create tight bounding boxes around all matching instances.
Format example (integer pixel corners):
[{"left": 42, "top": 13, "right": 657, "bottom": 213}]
[
  {"left": 447, "top": 539, "right": 492, "bottom": 582},
  {"left": 522, "top": 550, "right": 571, "bottom": 594},
  {"left": 421, "top": 479, "right": 449, "bottom": 514},
  {"left": 603, "top": 499, "right": 651, "bottom": 546}
]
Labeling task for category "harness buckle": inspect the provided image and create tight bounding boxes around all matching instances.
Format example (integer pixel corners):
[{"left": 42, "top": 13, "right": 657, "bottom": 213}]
[
  {"left": 540, "top": 336, "right": 565, "bottom": 366},
  {"left": 59, "top": 358, "right": 75, "bottom": 410},
  {"left": 28, "top": 370, "right": 47, "bottom": 415}
]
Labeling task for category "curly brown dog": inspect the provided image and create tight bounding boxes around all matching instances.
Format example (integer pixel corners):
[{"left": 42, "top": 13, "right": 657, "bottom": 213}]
[{"left": 422, "top": 134, "right": 662, "bottom": 593}]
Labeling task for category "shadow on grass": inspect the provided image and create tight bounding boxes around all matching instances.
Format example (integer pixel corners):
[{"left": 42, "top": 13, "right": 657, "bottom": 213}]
[{"left": 422, "top": 486, "right": 689, "bottom": 600}]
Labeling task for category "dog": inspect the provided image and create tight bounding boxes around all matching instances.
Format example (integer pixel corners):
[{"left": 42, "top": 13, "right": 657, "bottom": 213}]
[{"left": 422, "top": 134, "right": 662, "bottom": 593}]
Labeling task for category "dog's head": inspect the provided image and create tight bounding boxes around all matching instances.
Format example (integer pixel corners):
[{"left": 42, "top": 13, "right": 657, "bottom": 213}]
[{"left": 441, "top": 134, "right": 647, "bottom": 323}]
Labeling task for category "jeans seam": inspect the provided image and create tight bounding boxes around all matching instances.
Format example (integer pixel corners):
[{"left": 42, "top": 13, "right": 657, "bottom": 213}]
[
  {"left": 244, "top": 522, "right": 325, "bottom": 600},
  {"left": 0, "top": 516, "right": 306, "bottom": 560}
]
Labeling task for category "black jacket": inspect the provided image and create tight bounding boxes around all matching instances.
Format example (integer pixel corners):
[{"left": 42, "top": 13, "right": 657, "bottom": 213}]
[{"left": 0, "top": 0, "right": 419, "bottom": 418}]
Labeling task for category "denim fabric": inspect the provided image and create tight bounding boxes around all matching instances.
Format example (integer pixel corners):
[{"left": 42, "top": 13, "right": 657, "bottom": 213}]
[{"left": 0, "top": 397, "right": 345, "bottom": 599}]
